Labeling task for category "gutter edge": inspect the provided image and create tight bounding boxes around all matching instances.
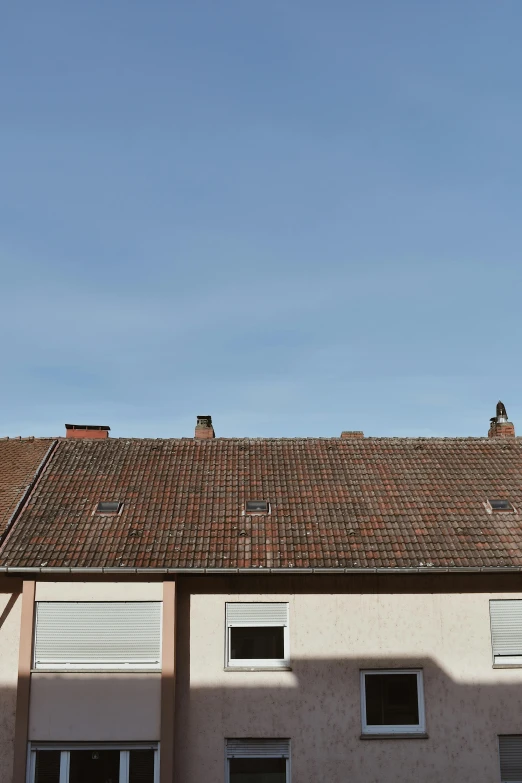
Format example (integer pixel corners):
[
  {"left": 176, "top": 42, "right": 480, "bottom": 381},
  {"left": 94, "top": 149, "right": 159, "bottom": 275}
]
[{"left": 0, "top": 565, "right": 521, "bottom": 576}]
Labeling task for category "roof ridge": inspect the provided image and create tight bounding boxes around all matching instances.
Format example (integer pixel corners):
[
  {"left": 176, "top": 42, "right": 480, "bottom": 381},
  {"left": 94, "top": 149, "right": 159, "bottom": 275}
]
[
  {"left": 58, "top": 436, "right": 522, "bottom": 443},
  {"left": 0, "top": 436, "right": 56, "bottom": 442}
]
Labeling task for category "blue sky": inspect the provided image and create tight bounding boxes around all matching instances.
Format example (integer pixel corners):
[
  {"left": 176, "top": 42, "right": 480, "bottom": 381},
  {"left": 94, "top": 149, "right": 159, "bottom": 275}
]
[{"left": 1, "top": 0, "right": 521, "bottom": 438}]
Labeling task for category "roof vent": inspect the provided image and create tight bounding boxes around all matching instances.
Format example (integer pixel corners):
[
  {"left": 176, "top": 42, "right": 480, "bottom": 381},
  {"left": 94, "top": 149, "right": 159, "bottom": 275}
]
[
  {"left": 488, "top": 402, "right": 515, "bottom": 438},
  {"left": 65, "top": 424, "right": 110, "bottom": 440},
  {"left": 340, "top": 431, "right": 364, "bottom": 439},
  {"left": 195, "top": 415, "right": 215, "bottom": 440}
]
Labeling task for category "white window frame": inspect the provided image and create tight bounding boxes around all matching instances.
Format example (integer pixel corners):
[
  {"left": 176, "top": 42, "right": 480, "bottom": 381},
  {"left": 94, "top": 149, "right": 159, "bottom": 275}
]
[
  {"left": 493, "top": 656, "right": 522, "bottom": 667},
  {"left": 27, "top": 743, "right": 159, "bottom": 783},
  {"left": 33, "top": 601, "right": 162, "bottom": 671},
  {"left": 360, "top": 669, "right": 426, "bottom": 735},
  {"left": 225, "top": 603, "right": 290, "bottom": 669},
  {"left": 490, "top": 600, "right": 522, "bottom": 666},
  {"left": 225, "top": 739, "right": 291, "bottom": 782}
]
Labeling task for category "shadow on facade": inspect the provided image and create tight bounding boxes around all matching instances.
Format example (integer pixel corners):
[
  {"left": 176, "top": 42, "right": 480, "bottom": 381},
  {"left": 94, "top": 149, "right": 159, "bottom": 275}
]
[
  {"left": 3, "top": 573, "right": 522, "bottom": 781},
  {"left": 173, "top": 573, "right": 522, "bottom": 782}
]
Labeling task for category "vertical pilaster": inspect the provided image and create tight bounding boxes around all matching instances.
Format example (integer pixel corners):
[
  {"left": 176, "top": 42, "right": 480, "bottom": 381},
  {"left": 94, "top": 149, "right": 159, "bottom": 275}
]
[
  {"left": 13, "top": 580, "right": 36, "bottom": 783},
  {"left": 160, "top": 580, "right": 176, "bottom": 783}
]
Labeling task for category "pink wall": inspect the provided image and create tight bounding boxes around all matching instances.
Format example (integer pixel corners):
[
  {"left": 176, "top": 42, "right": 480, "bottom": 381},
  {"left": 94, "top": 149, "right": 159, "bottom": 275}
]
[
  {"left": 0, "top": 579, "right": 22, "bottom": 782},
  {"left": 3, "top": 574, "right": 522, "bottom": 781},
  {"left": 29, "top": 582, "right": 163, "bottom": 742},
  {"left": 29, "top": 673, "right": 161, "bottom": 741},
  {"left": 175, "top": 580, "right": 522, "bottom": 782}
]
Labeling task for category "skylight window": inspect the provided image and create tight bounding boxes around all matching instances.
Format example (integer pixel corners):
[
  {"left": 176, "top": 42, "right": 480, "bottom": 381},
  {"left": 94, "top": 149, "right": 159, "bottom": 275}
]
[
  {"left": 245, "top": 500, "right": 270, "bottom": 514},
  {"left": 488, "top": 499, "right": 514, "bottom": 512},
  {"left": 96, "top": 501, "right": 123, "bottom": 515}
]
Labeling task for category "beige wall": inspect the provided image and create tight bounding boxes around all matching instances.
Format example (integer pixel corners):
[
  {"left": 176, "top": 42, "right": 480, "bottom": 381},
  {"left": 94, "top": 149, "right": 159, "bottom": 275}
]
[
  {"left": 35, "top": 581, "right": 162, "bottom": 601},
  {"left": 29, "top": 673, "right": 161, "bottom": 741},
  {"left": 0, "top": 578, "right": 22, "bottom": 782},
  {"left": 28, "top": 581, "right": 163, "bottom": 743},
  {"left": 175, "top": 578, "right": 522, "bottom": 783}
]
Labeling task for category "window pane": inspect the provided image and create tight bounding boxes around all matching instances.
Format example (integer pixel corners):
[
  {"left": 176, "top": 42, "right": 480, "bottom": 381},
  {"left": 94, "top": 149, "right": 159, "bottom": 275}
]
[
  {"left": 230, "top": 758, "right": 286, "bottom": 783},
  {"left": 365, "top": 673, "right": 419, "bottom": 726},
  {"left": 35, "top": 750, "right": 61, "bottom": 783},
  {"left": 130, "top": 750, "right": 155, "bottom": 783},
  {"left": 245, "top": 501, "right": 269, "bottom": 513},
  {"left": 69, "top": 749, "right": 120, "bottom": 783},
  {"left": 230, "top": 627, "right": 284, "bottom": 660}
]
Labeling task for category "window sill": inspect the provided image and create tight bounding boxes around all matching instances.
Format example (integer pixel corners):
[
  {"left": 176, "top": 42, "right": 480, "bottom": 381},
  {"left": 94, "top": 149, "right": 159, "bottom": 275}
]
[
  {"left": 31, "top": 668, "right": 161, "bottom": 674},
  {"left": 360, "top": 733, "right": 428, "bottom": 740},
  {"left": 493, "top": 664, "right": 522, "bottom": 669},
  {"left": 224, "top": 666, "right": 293, "bottom": 672}
]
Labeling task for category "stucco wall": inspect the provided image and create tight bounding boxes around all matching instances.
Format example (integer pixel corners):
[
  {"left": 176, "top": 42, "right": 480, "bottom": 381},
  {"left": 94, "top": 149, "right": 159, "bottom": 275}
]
[
  {"left": 175, "top": 578, "right": 522, "bottom": 783},
  {"left": 29, "top": 673, "right": 161, "bottom": 741},
  {"left": 0, "top": 578, "right": 22, "bottom": 783},
  {"left": 35, "top": 580, "right": 162, "bottom": 601}
]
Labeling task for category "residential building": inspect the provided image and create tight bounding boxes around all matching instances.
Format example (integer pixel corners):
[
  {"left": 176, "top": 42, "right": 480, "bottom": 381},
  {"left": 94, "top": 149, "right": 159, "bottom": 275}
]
[
  {"left": 1, "top": 410, "right": 522, "bottom": 782},
  {"left": 0, "top": 437, "right": 56, "bottom": 782}
]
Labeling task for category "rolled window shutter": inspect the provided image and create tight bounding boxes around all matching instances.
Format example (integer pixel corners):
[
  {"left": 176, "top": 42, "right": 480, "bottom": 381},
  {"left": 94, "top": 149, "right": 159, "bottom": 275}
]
[
  {"left": 226, "top": 603, "right": 288, "bottom": 626},
  {"left": 226, "top": 739, "right": 290, "bottom": 758},
  {"left": 34, "top": 602, "right": 162, "bottom": 667},
  {"left": 499, "top": 736, "right": 522, "bottom": 782},
  {"left": 490, "top": 601, "right": 522, "bottom": 657}
]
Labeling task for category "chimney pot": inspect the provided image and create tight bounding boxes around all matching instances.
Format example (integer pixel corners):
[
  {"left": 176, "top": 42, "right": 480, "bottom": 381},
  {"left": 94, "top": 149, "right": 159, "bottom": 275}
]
[
  {"left": 195, "top": 415, "right": 215, "bottom": 439},
  {"left": 488, "top": 401, "right": 515, "bottom": 438},
  {"left": 340, "top": 431, "right": 364, "bottom": 439},
  {"left": 65, "top": 424, "right": 110, "bottom": 440}
]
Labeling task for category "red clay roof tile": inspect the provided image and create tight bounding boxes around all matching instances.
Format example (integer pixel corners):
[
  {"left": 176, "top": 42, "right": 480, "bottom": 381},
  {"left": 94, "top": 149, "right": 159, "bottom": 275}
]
[
  {"left": 0, "top": 439, "right": 55, "bottom": 541},
  {"left": 2, "top": 437, "right": 522, "bottom": 570}
]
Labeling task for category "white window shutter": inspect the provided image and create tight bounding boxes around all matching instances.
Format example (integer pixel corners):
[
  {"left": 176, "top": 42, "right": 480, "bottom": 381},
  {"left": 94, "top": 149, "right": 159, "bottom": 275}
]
[
  {"left": 490, "top": 601, "right": 522, "bottom": 657},
  {"left": 226, "top": 603, "right": 288, "bottom": 626},
  {"left": 226, "top": 739, "right": 290, "bottom": 758},
  {"left": 499, "top": 736, "right": 522, "bottom": 782},
  {"left": 34, "top": 602, "right": 162, "bottom": 668}
]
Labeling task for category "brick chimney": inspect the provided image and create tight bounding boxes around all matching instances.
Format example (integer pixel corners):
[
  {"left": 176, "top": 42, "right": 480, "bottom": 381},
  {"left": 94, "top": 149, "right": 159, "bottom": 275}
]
[
  {"left": 195, "top": 415, "right": 215, "bottom": 439},
  {"left": 488, "top": 401, "right": 515, "bottom": 438},
  {"left": 65, "top": 424, "right": 110, "bottom": 439},
  {"left": 340, "top": 431, "right": 364, "bottom": 439}
]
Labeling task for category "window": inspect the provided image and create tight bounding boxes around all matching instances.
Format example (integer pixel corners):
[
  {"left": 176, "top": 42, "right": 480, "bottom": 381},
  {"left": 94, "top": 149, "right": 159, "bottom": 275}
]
[
  {"left": 226, "top": 603, "right": 289, "bottom": 668},
  {"left": 245, "top": 500, "right": 270, "bottom": 514},
  {"left": 226, "top": 739, "right": 290, "bottom": 783},
  {"left": 361, "top": 670, "right": 425, "bottom": 735},
  {"left": 499, "top": 736, "right": 522, "bottom": 783},
  {"left": 488, "top": 499, "right": 514, "bottom": 512},
  {"left": 95, "top": 501, "right": 123, "bottom": 514},
  {"left": 34, "top": 602, "right": 162, "bottom": 670},
  {"left": 30, "top": 745, "right": 158, "bottom": 783},
  {"left": 490, "top": 600, "right": 522, "bottom": 665}
]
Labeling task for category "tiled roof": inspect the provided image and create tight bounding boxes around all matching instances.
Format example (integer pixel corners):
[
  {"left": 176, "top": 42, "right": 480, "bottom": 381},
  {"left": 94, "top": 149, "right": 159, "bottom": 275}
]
[
  {"left": 2, "top": 436, "right": 522, "bottom": 571},
  {"left": 0, "top": 439, "right": 55, "bottom": 541}
]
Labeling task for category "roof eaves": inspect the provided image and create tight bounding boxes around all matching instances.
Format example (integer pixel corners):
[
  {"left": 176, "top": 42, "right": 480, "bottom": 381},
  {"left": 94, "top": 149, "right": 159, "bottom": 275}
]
[{"left": 2, "top": 565, "right": 522, "bottom": 576}]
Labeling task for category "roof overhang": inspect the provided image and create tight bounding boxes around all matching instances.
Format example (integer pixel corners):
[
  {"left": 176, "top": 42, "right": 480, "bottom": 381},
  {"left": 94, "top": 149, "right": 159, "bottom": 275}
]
[{"left": 1, "top": 565, "right": 522, "bottom": 576}]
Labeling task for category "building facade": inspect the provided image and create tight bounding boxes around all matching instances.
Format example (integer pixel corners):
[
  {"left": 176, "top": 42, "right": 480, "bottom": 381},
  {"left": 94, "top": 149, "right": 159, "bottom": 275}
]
[{"left": 1, "top": 411, "right": 522, "bottom": 782}]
